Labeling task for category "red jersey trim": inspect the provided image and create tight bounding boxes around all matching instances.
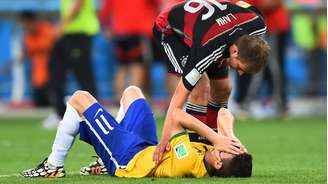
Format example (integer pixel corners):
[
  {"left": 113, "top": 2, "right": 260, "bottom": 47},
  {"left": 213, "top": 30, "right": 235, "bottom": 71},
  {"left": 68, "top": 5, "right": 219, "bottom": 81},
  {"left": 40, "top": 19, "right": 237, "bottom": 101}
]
[
  {"left": 201, "top": 12, "right": 258, "bottom": 46},
  {"left": 183, "top": 3, "right": 204, "bottom": 47}
]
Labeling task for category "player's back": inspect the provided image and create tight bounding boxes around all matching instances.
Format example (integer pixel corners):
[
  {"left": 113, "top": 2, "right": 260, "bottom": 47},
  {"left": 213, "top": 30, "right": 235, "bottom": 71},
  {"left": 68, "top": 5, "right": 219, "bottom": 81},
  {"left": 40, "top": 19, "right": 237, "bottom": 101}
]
[{"left": 158, "top": 0, "right": 265, "bottom": 47}]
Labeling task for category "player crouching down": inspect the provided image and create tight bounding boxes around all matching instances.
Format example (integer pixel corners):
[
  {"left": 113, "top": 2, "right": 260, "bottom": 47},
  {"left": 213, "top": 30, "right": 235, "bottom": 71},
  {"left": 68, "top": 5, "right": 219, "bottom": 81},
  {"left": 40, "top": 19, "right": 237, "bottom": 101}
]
[{"left": 21, "top": 86, "right": 251, "bottom": 178}]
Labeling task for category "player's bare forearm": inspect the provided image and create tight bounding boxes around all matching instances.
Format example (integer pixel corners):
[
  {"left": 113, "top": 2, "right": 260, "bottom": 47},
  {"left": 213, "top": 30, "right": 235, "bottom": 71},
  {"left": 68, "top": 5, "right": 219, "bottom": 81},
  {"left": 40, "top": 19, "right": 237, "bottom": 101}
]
[
  {"left": 217, "top": 108, "right": 236, "bottom": 138},
  {"left": 172, "top": 108, "right": 245, "bottom": 154},
  {"left": 161, "top": 80, "right": 189, "bottom": 139},
  {"left": 161, "top": 79, "right": 190, "bottom": 141},
  {"left": 153, "top": 80, "right": 191, "bottom": 163},
  {"left": 171, "top": 108, "right": 218, "bottom": 143}
]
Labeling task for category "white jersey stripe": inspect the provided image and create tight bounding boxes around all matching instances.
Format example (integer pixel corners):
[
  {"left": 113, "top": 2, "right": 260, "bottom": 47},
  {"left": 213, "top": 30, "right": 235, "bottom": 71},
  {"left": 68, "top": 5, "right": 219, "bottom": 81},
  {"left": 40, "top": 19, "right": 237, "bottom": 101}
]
[
  {"left": 166, "top": 43, "right": 183, "bottom": 73},
  {"left": 162, "top": 43, "right": 183, "bottom": 73},
  {"left": 186, "top": 104, "right": 207, "bottom": 111},
  {"left": 195, "top": 45, "right": 225, "bottom": 68},
  {"left": 84, "top": 120, "right": 126, "bottom": 169},
  {"left": 200, "top": 53, "right": 223, "bottom": 73},
  {"left": 249, "top": 27, "right": 267, "bottom": 36},
  {"left": 198, "top": 50, "right": 224, "bottom": 72},
  {"left": 162, "top": 43, "right": 178, "bottom": 72},
  {"left": 186, "top": 106, "right": 207, "bottom": 113},
  {"left": 251, "top": 31, "right": 266, "bottom": 36}
]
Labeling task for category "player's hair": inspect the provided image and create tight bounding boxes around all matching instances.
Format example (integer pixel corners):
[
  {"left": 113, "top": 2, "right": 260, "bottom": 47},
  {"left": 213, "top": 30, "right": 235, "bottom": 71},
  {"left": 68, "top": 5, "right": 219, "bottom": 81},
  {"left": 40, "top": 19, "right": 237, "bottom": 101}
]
[
  {"left": 205, "top": 153, "right": 253, "bottom": 177},
  {"left": 234, "top": 35, "right": 270, "bottom": 74}
]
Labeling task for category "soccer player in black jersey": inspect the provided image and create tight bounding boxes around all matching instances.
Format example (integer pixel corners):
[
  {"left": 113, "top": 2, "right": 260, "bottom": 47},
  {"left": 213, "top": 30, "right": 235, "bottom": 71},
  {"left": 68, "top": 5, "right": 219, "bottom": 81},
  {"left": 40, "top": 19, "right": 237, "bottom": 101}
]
[{"left": 153, "top": 0, "right": 270, "bottom": 163}]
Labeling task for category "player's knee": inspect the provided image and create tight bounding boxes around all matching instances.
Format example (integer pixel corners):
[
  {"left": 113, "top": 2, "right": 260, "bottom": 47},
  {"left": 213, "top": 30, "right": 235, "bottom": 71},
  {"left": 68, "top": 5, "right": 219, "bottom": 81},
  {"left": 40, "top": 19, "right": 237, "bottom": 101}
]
[
  {"left": 122, "top": 86, "right": 144, "bottom": 99},
  {"left": 121, "top": 86, "right": 145, "bottom": 109},
  {"left": 69, "top": 90, "right": 96, "bottom": 113}
]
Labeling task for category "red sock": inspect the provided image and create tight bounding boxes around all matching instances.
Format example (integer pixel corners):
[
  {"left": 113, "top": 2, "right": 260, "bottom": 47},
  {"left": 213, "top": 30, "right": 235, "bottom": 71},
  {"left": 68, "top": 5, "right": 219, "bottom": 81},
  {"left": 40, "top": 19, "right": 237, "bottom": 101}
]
[
  {"left": 206, "top": 101, "right": 227, "bottom": 128},
  {"left": 185, "top": 102, "right": 207, "bottom": 123}
]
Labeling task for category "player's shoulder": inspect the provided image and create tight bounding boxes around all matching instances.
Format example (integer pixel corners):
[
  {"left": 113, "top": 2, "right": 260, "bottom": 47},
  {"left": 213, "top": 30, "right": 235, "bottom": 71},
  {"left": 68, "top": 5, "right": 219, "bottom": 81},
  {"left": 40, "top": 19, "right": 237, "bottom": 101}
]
[
  {"left": 170, "top": 132, "right": 189, "bottom": 143},
  {"left": 225, "top": 0, "right": 252, "bottom": 8},
  {"left": 226, "top": 0, "right": 264, "bottom": 18}
]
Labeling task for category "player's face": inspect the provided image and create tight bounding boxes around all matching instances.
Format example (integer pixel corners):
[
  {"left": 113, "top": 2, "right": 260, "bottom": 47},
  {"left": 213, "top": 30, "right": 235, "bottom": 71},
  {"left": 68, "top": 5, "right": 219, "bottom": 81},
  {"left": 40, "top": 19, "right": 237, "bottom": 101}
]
[
  {"left": 227, "top": 45, "right": 248, "bottom": 75},
  {"left": 227, "top": 57, "right": 247, "bottom": 76},
  {"left": 205, "top": 150, "right": 223, "bottom": 169}
]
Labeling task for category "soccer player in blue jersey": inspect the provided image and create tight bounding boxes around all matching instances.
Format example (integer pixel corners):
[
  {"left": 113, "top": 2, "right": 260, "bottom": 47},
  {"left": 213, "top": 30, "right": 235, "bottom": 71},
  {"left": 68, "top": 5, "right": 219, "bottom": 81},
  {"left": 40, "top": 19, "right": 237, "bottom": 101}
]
[{"left": 21, "top": 86, "right": 250, "bottom": 178}]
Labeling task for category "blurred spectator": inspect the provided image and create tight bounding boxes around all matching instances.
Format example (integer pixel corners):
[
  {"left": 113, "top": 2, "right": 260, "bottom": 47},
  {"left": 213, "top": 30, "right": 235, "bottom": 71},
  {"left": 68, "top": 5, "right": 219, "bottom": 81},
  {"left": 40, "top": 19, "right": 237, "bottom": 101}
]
[
  {"left": 99, "top": 0, "right": 160, "bottom": 103},
  {"left": 19, "top": 11, "right": 54, "bottom": 107},
  {"left": 233, "top": 0, "right": 290, "bottom": 117},
  {"left": 46, "top": 0, "right": 99, "bottom": 128}
]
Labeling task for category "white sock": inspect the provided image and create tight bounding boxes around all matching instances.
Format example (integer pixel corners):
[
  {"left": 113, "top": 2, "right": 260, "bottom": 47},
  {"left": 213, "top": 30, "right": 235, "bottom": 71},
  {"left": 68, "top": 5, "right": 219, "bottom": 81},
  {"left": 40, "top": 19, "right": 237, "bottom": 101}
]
[
  {"left": 115, "top": 99, "right": 125, "bottom": 123},
  {"left": 47, "top": 103, "right": 82, "bottom": 167}
]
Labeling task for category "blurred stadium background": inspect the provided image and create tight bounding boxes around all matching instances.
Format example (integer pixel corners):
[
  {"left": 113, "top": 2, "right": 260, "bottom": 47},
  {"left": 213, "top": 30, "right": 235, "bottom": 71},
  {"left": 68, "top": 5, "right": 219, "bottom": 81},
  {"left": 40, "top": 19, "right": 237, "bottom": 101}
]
[
  {"left": 0, "top": 0, "right": 326, "bottom": 183},
  {"left": 0, "top": 0, "right": 326, "bottom": 119}
]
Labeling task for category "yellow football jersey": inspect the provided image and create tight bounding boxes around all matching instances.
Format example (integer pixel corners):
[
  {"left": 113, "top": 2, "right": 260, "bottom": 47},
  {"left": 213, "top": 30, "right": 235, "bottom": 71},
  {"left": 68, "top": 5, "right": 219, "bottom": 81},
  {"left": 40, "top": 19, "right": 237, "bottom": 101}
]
[{"left": 115, "top": 132, "right": 208, "bottom": 178}]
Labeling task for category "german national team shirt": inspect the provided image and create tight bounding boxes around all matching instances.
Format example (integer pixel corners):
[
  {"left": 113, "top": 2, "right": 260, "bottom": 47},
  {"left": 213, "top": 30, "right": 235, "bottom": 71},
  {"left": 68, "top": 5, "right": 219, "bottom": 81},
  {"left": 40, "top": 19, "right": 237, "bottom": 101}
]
[
  {"left": 155, "top": 0, "right": 267, "bottom": 90},
  {"left": 115, "top": 132, "right": 208, "bottom": 177}
]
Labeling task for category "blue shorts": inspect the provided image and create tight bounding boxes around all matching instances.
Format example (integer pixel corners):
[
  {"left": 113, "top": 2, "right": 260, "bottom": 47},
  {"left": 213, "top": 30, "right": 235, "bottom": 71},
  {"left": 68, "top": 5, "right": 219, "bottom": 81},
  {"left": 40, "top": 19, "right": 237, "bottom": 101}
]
[{"left": 79, "top": 99, "right": 158, "bottom": 176}]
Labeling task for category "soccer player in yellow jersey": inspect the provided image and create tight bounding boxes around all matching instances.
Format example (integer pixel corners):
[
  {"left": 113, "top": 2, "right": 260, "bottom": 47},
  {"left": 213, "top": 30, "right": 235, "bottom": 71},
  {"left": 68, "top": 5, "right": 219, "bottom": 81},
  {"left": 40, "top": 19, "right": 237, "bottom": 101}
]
[{"left": 21, "top": 86, "right": 250, "bottom": 178}]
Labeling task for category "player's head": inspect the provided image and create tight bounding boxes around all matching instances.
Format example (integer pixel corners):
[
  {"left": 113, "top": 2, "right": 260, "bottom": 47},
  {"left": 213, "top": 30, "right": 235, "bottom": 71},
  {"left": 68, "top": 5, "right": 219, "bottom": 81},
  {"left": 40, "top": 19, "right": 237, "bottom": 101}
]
[
  {"left": 19, "top": 11, "right": 38, "bottom": 33},
  {"left": 228, "top": 35, "right": 270, "bottom": 75},
  {"left": 204, "top": 151, "right": 253, "bottom": 177}
]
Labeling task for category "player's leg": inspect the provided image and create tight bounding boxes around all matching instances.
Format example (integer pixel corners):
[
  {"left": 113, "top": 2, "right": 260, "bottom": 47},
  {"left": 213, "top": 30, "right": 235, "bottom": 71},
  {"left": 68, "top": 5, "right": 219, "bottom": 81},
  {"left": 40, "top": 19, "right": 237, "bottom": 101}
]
[
  {"left": 120, "top": 85, "right": 145, "bottom": 111},
  {"left": 153, "top": 26, "right": 209, "bottom": 123},
  {"left": 167, "top": 74, "right": 180, "bottom": 99},
  {"left": 208, "top": 78, "right": 231, "bottom": 128},
  {"left": 21, "top": 90, "right": 95, "bottom": 178},
  {"left": 206, "top": 62, "right": 231, "bottom": 128},
  {"left": 80, "top": 86, "right": 149, "bottom": 175},
  {"left": 186, "top": 74, "right": 210, "bottom": 123},
  {"left": 47, "top": 91, "right": 97, "bottom": 165},
  {"left": 118, "top": 86, "right": 158, "bottom": 144}
]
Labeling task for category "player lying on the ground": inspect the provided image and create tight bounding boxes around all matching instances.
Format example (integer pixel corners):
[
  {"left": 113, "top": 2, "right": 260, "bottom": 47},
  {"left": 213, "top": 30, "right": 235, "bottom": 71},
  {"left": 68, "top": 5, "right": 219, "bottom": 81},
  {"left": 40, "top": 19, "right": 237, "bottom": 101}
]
[
  {"left": 21, "top": 86, "right": 250, "bottom": 178},
  {"left": 80, "top": 94, "right": 249, "bottom": 176}
]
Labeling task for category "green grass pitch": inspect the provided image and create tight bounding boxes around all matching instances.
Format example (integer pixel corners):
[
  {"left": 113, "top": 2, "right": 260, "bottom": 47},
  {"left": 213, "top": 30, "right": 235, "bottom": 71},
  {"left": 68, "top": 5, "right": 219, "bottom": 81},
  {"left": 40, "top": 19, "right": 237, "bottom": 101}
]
[{"left": 0, "top": 116, "right": 326, "bottom": 184}]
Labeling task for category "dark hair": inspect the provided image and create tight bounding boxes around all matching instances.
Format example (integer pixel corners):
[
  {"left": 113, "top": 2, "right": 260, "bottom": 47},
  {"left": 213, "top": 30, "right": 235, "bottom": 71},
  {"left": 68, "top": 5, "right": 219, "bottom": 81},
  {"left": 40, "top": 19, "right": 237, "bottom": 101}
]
[
  {"left": 19, "top": 11, "right": 37, "bottom": 21},
  {"left": 209, "top": 153, "right": 253, "bottom": 177},
  {"left": 234, "top": 35, "right": 270, "bottom": 74}
]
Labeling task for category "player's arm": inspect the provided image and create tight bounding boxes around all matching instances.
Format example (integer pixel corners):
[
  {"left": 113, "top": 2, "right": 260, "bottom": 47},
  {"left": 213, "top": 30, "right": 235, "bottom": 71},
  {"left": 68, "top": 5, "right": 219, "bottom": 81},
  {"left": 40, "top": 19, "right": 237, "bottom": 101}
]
[
  {"left": 217, "top": 108, "right": 248, "bottom": 152},
  {"left": 217, "top": 108, "right": 237, "bottom": 138},
  {"left": 153, "top": 79, "right": 191, "bottom": 163},
  {"left": 170, "top": 108, "right": 245, "bottom": 155}
]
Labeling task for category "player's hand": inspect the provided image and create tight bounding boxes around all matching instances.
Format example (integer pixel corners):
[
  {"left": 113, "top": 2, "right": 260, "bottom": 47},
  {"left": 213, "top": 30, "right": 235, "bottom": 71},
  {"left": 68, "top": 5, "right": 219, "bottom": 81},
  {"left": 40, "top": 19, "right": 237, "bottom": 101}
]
[
  {"left": 231, "top": 135, "right": 248, "bottom": 153},
  {"left": 153, "top": 139, "right": 170, "bottom": 164},
  {"left": 214, "top": 135, "right": 245, "bottom": 155}
]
